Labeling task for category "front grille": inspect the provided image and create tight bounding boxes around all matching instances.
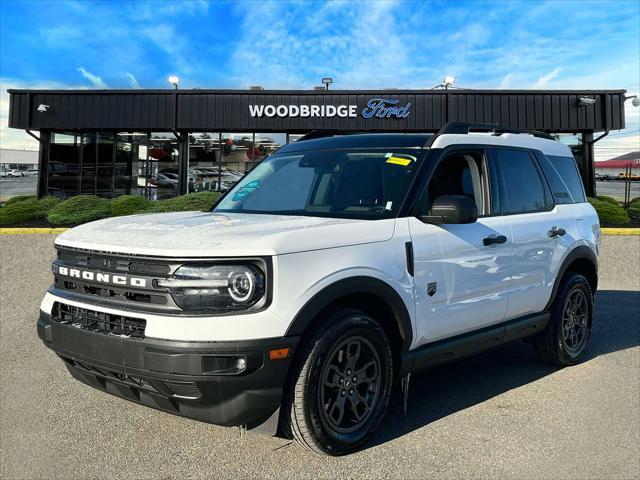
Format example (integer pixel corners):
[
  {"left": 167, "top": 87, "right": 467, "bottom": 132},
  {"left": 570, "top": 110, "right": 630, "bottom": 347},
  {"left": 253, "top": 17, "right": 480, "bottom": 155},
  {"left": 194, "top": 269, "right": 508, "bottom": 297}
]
[
  {"left": 52, "top": 302, "right": 146, "bottom": 338},
  {"left": 53, "top": 246, "right": 177, "bottom": 312}
]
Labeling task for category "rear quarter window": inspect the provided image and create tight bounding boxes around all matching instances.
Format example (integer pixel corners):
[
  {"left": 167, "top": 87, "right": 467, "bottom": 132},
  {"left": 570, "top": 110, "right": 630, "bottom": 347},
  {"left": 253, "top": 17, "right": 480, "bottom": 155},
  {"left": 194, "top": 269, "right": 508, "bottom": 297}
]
[{"left": 539, "top": 154, "right": 586, "bottom": 204}]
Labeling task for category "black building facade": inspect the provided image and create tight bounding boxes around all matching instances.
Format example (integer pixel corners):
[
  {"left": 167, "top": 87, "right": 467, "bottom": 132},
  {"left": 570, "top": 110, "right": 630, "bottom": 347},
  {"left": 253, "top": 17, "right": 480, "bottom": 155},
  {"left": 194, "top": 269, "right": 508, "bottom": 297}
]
[{"left": 7, "top": 88, "right": 628, "bottom": 199}]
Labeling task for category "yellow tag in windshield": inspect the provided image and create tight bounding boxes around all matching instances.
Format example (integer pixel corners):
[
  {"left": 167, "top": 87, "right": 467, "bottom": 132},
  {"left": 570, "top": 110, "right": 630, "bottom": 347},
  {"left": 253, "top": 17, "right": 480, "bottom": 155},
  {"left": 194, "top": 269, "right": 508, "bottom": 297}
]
[{"left": 386, "top": 156, "right": 412, "bottom": 166}]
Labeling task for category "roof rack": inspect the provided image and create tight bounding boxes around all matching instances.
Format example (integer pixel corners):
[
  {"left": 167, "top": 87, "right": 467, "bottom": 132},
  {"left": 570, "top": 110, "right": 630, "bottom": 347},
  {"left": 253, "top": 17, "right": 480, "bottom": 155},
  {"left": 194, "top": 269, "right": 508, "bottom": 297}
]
[
  {"left": 296, "top": 130, "right": 346, "bottom": 141},
  {"left": 436, "top": 122, "right": 556, "bottom": 141}
]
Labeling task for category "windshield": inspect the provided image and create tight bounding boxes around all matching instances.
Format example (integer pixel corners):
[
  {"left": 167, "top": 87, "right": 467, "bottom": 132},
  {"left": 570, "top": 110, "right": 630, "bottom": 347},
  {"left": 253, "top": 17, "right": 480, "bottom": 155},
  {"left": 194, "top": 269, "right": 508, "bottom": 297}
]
[{"left": 214, "top": 148, "right": 425, "bottom": 219}]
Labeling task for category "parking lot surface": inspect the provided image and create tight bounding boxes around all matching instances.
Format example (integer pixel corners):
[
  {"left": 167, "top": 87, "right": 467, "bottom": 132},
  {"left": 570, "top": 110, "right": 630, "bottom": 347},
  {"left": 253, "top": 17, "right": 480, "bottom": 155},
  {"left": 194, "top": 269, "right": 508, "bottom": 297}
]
[
  {"left": 596, "top": 180, "right": 640, "bottom": 201},
  {"left": 0, "top": 176, "right": 37, "bottom": 202},
  {"left": 1, "top": 234, "right": 638, "bottom": 479}
]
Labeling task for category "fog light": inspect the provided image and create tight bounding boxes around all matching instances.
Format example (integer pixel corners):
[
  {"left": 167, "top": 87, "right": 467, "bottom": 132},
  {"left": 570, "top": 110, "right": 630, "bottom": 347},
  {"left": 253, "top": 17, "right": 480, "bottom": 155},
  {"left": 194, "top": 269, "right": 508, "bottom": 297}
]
[{"left": 236, "top": 357, "right": 247, "bottom": 371}]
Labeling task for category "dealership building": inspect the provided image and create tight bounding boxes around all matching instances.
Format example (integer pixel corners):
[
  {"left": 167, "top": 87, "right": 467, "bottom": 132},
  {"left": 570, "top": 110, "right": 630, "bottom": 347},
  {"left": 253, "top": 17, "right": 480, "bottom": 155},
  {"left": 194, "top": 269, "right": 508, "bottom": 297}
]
[{"left": 7, "top": 88, "right": 630, "bottom": 199}]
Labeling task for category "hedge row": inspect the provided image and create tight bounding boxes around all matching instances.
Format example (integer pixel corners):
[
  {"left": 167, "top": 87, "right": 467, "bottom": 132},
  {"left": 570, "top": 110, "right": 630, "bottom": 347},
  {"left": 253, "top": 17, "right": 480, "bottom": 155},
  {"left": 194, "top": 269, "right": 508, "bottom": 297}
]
[
  {"left": 1, "top": 192, "right": 638, "bottom": 227},
  {"left": 587, "top": 197, "right": 630, "bottom": 225},
  {"left": 0, "top": 191, "right": 221, "bottom": 226}
]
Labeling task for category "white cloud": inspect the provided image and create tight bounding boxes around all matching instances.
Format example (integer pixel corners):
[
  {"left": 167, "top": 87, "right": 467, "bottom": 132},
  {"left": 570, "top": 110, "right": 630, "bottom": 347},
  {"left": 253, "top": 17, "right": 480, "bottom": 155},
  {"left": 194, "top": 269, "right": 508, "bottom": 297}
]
[
  {"left": 126, "top": 73, "right": 140, "bottom": 89},
  {"left": 532, "top": 68, "right": 562, "bottom": 88},
  {"left": 77, "top": 67, "right": 107, "bottom": 88},
  {"left": 499, "top": 73, "right": 514, "bottom": 89}
]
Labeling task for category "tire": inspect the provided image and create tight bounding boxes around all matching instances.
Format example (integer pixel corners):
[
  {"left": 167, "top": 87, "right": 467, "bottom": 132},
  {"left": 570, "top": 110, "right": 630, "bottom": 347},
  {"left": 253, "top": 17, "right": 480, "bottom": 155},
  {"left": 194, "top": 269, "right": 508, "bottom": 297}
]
[
  {"left": 534, "top": 272, "right": 593, "bottom": 366},
  {"left": 282, "top": 309, "right": 393, "bottom": 455}
]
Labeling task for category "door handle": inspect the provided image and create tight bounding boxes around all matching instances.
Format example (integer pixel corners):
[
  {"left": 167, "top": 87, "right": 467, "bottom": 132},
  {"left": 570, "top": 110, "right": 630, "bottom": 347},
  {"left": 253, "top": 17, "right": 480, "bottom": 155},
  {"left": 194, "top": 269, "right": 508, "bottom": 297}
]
[
  {"left": 483, "top": 234, "right": 507, "bottom": 246},
  {"left": 548, "top": 227, "right": 566, "bottom": 238}
]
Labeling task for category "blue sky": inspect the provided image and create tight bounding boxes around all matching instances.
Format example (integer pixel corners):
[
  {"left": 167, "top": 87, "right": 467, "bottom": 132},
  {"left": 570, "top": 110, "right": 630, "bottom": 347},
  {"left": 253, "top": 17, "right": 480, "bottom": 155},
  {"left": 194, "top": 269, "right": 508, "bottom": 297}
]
[{"left": 1, "top": 0, "right": 638, "bottom": 158}]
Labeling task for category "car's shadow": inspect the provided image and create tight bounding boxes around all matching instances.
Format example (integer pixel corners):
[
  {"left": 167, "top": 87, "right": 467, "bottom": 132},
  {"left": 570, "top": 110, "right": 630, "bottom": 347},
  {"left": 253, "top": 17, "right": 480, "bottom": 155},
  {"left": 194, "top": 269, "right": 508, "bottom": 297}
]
[{"left": 368, "top": 289, "right": 640, "bottom": 448}]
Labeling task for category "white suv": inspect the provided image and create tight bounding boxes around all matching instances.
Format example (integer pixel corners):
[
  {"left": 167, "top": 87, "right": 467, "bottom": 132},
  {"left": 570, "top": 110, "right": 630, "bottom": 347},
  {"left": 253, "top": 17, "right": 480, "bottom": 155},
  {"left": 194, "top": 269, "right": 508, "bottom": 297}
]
[{"left": 38, "top": 123, "right": 599, "bottom": 455}]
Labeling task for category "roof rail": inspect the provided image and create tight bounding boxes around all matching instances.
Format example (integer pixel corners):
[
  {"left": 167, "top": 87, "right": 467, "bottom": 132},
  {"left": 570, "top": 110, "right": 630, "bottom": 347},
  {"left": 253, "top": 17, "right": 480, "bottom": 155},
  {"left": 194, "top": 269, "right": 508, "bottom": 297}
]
[
  {"left": 296, "top": 130, "right": 367, "bottom": 142},
  {"left": 436, "top": 122, "right": 556, "bottom": 141}
]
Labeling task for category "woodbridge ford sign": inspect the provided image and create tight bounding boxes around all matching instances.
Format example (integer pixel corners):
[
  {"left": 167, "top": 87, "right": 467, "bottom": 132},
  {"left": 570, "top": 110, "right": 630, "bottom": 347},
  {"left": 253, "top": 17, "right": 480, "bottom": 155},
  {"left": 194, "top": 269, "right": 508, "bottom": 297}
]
[{"left": 249, "top": 98, "right": 412, "bottom": 119}]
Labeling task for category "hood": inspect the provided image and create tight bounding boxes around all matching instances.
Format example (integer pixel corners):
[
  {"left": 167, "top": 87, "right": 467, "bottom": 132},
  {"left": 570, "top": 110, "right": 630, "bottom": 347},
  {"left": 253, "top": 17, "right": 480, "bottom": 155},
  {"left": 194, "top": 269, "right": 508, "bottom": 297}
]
[{"left": 54, "top": 211, "right": 396, "bottom": 257}]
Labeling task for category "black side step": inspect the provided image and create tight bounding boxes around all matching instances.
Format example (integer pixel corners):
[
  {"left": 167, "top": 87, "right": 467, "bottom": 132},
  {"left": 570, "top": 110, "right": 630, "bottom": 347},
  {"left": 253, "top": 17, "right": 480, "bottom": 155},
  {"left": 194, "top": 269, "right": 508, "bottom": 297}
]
[{"left": 401, "top": 313, "right": 549, "bottom": 375}]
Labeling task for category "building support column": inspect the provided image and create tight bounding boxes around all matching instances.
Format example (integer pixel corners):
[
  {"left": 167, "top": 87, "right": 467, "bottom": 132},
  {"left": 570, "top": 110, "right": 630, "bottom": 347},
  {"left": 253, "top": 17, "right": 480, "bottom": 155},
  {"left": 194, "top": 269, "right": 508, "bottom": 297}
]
[
  {"left": 582, "top": 132, "right": 595, "bottom": 197},
  {"left": 177, "top": 131, "right": 189, "bottom": 195},
  {"left": 36, "top": 131, "right": 50, "bottom": 199}
]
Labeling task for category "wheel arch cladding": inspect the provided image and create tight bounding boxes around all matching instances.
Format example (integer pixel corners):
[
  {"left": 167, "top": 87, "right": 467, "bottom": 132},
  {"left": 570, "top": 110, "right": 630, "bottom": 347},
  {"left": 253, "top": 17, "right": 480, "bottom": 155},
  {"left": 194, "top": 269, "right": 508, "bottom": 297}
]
[
  {"left": 285, "top": 276, "right": 413, "bottom": 354},
  {"left": 545, "top": 246, "right": 598, "bottom": 311}
]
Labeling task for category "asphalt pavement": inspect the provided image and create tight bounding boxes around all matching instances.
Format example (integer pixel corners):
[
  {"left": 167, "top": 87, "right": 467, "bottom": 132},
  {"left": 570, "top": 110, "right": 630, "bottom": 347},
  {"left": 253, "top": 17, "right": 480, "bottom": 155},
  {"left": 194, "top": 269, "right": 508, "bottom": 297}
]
[
  {"left": 0, "top": 176, "right": 38, "bottom": 202},
  {"left": 595, "top": 180, "right": 640, "bottom": 201},
  {"left": 0, "top": 234, "right": 638, "bottom": 479}
]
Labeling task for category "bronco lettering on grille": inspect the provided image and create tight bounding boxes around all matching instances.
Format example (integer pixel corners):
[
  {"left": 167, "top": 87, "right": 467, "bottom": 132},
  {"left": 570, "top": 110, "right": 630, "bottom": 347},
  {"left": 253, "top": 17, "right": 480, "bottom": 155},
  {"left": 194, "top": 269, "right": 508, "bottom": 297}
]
[{"left": 54, "top": 265, "right": 147, "bottom": 288}]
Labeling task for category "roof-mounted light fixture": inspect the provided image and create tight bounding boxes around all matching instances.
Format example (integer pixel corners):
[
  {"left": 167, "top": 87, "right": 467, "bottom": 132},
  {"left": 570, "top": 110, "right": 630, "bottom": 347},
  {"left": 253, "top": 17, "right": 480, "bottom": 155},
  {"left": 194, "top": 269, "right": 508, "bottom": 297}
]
[
  {"left": 443, "top": 76, "right": 456, "bottom": 89},
  {"left": 167, "top": 75, "right": 180, "bottom": 89}
]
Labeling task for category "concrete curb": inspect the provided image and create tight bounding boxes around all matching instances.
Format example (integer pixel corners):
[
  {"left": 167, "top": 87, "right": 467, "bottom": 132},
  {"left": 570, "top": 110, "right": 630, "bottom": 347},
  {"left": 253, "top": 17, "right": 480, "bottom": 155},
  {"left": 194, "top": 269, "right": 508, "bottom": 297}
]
[
  {"left": 1, "top": 227, "right": 639, "bottom": 235},
  {"left": 601, "top": 228, "right": 640, "bottom": 235},
  {"left": 0, "top": 228, "right": 69, "bottom": 235}
]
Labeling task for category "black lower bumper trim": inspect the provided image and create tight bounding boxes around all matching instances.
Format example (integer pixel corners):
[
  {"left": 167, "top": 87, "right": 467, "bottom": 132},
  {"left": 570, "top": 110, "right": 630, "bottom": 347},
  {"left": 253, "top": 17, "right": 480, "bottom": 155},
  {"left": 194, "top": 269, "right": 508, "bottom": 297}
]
[{"left": 37, "top": 310, "right": 299, "bottom": 428}]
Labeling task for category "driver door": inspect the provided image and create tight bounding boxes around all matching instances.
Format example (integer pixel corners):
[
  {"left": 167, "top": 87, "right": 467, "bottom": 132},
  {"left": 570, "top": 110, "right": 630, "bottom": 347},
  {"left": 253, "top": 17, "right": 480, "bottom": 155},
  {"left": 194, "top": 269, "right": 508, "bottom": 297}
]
[{"left": 408, "top": 149, "right": 512, "bottom": 347}]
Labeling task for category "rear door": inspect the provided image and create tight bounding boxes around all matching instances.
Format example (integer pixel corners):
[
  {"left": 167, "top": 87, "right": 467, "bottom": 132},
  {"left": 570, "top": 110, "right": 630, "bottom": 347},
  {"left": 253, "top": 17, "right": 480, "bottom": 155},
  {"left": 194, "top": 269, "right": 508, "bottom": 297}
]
[{"left": 490, "top": 147, "right": 573, "bottom": 319}]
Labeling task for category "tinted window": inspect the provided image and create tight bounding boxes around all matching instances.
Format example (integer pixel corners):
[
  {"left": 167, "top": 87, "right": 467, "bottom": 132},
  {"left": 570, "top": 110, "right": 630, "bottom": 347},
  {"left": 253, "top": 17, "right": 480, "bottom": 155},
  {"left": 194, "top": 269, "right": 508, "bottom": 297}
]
[
  {"left": 426, "top": 152, "right": 486, "bottom": 215},
  {"left": 543, "top": 155, "right": 586, "bottom": 203},
  {"left": 215, "top": 148, "right": 423, "bottom": 219},
  {"left": 494, "top": 149, "right": 548, "bottom": 214}
]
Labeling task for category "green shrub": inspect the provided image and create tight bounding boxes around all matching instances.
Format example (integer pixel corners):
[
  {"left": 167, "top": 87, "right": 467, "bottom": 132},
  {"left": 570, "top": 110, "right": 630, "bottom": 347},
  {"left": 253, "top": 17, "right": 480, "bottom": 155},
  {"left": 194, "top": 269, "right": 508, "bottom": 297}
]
[
  {"left": 630, "top": 197, "right": 640, "bottom": 207},
  {"left": 47, "top": 195, "right": 112, "bottom": 226},
  {"left": 152, "top": 191, "right": 221, "bottom": 213},
  {"left": 627, "top": 205, "right": 640, "bottom": 224},
  {"left": 111, "top": 195, "right": 152, "bottom": 217},
  {"left": 4, "top": 195, "right": 37, "bottom": 206},
  {"left": 594, "top": 195, "right": 619, "bottom": 206},
  {"left": 0, "top": 197, "right": 61, "bottom": 225},
  {"left": 588, "top": 197, "right": 630, "bottom": 225}
]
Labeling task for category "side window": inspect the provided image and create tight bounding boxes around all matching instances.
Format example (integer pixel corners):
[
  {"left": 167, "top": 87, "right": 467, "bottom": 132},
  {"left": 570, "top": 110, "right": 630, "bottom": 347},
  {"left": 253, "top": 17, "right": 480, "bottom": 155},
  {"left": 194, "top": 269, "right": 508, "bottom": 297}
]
[
  {"left": 493, "top": 149, "right": 550, "bottom": 214},
  {"left": 424, "top": 151, "right": 488, "bottom": 215},
  {"left": 541, "top": 154, "right": 586, "bottom": 204}
]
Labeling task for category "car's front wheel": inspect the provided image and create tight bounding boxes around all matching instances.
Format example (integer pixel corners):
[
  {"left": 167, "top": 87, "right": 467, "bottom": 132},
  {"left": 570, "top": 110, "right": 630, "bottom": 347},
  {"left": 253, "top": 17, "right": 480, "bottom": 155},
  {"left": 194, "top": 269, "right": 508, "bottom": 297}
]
[{"left": 282, "top": 309, "right": 393, "bottom": 455}]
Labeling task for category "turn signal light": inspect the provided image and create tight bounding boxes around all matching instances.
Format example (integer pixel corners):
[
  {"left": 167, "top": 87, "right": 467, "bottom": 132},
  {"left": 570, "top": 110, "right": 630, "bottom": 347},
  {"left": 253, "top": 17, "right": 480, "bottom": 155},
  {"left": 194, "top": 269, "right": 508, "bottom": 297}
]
[{"left": 269, "top": 348, "right": 290, "bottom": 360}]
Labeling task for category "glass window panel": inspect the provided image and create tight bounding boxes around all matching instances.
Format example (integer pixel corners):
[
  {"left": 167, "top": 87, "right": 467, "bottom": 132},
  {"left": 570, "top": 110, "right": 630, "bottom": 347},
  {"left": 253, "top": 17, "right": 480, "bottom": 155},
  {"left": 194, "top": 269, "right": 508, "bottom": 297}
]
[
  {"left": 546, "top": 155, "right": 586, "bottom": 204},
  {"left": 81, "top": 134, "right": 97, "bottom": 194},
  {"left": 189, "top": 132, "right": 223, "bottom": 193},
  {"left": 494, "top": 149, "right": 548, "bottom": 214},
  {"left": 115, "top": 133, "right": 147, "bottom": 197},
  {"left": 149, "top": 132, "right": 179, "bottom": 199},
  {"left": 47, "top": 133, "right": 80, "bottom": 198},
  {"left": 96, "top": 133, "right": 115, "bottom": 197}
]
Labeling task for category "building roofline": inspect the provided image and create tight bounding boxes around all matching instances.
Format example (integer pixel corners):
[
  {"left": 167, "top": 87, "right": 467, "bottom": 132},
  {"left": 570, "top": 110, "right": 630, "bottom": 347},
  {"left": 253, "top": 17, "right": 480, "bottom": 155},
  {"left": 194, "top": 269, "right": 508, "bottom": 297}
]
[{"left": 6, "top": 88, "right": 628, "bottom": 95}]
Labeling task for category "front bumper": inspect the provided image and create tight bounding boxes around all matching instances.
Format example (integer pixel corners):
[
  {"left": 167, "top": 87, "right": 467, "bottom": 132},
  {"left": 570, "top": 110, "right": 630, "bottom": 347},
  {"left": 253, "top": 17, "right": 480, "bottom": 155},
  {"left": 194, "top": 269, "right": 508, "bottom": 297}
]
[{"left": 37, "top": 311, "right": 299, "bottom": 429}]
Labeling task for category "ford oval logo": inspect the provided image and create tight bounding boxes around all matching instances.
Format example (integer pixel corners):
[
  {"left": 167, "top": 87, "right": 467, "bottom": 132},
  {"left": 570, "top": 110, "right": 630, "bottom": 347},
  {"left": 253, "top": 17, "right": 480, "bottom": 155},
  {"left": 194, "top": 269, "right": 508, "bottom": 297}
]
[{"left": 361, "top": 98, "right": 411, "bottom": 119}]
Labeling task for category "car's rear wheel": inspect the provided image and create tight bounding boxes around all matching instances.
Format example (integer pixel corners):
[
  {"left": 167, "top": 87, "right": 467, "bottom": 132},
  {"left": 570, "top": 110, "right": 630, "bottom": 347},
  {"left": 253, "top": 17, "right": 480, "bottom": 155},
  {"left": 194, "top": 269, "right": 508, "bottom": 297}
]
[
  {"left": 282, "top": 309, "right": 393, "bottom": 455},
  {"left": 534, "top": 272, "right": 593, "bottom": 366}
]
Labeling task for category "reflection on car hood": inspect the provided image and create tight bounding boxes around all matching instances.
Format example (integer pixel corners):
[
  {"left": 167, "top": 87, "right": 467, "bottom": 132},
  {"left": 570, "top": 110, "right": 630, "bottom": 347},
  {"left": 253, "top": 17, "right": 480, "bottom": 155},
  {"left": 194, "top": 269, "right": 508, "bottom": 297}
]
[{"left": 55, "top": 211, "right": 396, "bottom": 257}]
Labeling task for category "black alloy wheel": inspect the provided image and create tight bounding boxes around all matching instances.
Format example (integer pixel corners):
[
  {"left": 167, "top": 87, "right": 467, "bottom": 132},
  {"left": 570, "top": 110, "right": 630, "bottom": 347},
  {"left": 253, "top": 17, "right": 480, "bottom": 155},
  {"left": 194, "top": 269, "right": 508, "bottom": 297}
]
[{"left": 282, "top": 309, "right": 393, "bottom": 455}]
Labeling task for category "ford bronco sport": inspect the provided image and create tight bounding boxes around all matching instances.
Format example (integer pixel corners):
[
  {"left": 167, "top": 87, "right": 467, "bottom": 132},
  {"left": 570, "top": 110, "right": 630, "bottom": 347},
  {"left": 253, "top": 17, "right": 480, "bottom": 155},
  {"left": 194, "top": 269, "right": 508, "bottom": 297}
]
[{"left": 38, "top": 123, "right": 599, "bottom": 455}]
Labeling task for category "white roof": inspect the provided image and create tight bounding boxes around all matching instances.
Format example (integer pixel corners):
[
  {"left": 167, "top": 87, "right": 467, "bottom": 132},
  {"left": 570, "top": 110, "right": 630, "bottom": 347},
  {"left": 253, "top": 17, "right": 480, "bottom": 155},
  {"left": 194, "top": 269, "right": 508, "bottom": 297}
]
[
  {"left": 431, "top": 133, "right": 572, "bottom": 157},
  {"left": 0, "top": 149, "right": 39, "bottom": 165}
]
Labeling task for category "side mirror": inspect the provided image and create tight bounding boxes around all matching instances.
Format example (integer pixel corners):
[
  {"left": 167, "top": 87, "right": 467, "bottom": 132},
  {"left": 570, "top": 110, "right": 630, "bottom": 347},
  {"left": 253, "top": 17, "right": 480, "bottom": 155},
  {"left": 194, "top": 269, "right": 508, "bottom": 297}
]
[{"left": 419, "top": 195, "right": 478, "bottom": 225}]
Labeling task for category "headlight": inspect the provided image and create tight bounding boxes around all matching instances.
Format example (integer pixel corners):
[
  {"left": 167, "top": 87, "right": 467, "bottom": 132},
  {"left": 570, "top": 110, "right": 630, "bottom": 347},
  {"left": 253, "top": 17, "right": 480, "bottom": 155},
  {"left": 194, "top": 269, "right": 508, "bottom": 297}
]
[{"left": 158, "top": 264, "right": 265, "bottom": 312}]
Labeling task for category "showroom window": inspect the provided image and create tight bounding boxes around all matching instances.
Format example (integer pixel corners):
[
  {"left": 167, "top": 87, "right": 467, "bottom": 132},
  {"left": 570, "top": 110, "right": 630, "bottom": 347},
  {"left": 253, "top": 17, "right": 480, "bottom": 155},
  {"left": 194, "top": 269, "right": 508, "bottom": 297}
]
[{"left": 47, "top": 133, "right": 80, "bottom": 198}]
